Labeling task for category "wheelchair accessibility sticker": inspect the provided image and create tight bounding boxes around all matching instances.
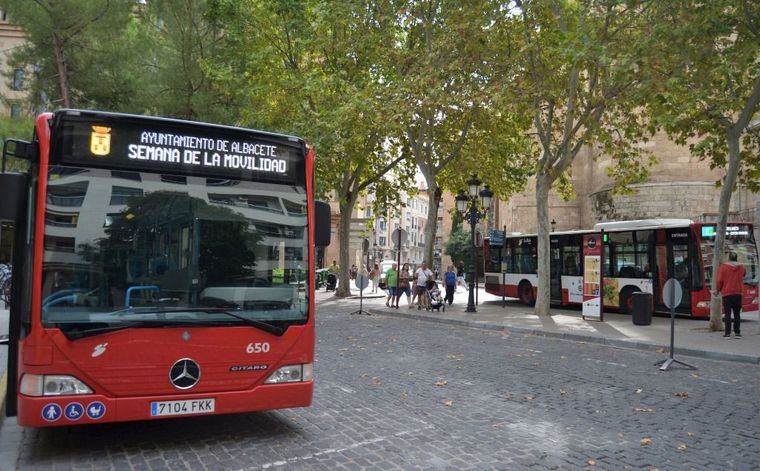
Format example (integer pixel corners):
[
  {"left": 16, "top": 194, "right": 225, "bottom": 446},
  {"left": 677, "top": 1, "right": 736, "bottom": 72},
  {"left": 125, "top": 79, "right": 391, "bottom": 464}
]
[{"left": 64, "top": 402, "right": 84, "bottom": 421}]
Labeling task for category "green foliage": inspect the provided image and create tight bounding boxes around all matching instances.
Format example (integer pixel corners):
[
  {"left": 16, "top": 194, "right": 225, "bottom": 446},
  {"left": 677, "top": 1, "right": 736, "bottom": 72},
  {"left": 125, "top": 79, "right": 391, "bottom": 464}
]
[
  {"left": 645, "top": 0, "right": 760, "bottom": 187},
  {"left": 443, "top": 217, "right": 470, "bottom": 268},
  {"left": 0, "top": 116, "right": 33, "bottom": 172},
  {"left": 134, "top": 0, "right": 233, "bottom": 121},
  {"left": 0, "top": 0, "right": 139, "bottom": 110},
  {"left": 509, "top": 0, "right": 658, "bottom": 187}
]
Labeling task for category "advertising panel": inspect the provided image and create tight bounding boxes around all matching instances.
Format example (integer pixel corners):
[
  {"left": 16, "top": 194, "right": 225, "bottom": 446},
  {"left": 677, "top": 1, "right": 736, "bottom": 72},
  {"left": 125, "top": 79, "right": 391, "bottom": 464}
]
[{"left": 582, "top": 233, "right": 603, "bottom": 321}]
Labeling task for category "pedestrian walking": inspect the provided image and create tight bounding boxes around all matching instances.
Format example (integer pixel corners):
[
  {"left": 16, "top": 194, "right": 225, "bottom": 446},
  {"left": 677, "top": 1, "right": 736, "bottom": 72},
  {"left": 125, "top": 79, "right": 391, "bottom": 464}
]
[
  {"left": 456, "top": 262, "right": 467, "bottom": 291},
  {"left": 444, "top": 265, "right": 456, "bottom": 305},
  {"left": 714, "top": 252, "right": 746, "bottom": 338},
  {"left": 414, "top": 262, "right": 433, "bottom": 310},
  {"left": 397, "top": 263, "right": 413, "bottom": 308},
  {"left": 385, "top": 263, "right": 398, "bottom": 307},
  {"left": 369, "top": 263, "right": 380, "bottom": 293},
  {"left": 349, "top": 264, "right": 358, "bottom": 280}
]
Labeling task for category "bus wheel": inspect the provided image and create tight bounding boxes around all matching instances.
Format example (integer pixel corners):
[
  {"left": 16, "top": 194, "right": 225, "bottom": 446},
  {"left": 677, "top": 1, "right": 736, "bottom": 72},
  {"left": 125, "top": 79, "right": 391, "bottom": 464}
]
[
  {"left": 518, "top": 281, "right": 535, "bottom": 306},
  {"left": 619, "top": 288, "right": 639, "bottom": 314}
]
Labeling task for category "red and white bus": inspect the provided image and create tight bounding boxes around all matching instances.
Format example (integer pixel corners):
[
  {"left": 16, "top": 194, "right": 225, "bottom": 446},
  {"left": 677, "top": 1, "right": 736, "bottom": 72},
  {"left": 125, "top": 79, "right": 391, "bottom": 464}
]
[
  {"left": 483, "top": 219, "right": 758, "bottom": 318},
  {"left": 1, "top": 109, "right": 330, "bottom": 427}
]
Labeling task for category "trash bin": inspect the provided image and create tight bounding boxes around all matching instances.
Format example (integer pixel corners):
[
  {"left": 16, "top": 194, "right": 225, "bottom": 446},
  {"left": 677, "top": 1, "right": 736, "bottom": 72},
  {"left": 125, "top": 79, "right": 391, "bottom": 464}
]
[{"left": 631, "top": 292, "right": 653, "bottom": 325}]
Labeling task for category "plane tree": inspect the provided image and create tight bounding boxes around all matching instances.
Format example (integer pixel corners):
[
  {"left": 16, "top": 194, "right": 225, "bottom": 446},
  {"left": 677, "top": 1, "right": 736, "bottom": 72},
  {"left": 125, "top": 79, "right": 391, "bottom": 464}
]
[
  {"left": 208, "top": 0, "right": 415, "bottom": 297},
  {"left": 508, "top": 0, "right": 659, "bottom": 315},
  {"left": 645, "top": 0, "right": 760, "bottom": 330},
  {"left": 381, "top": 0, "right": 530, "bottom": 267}
]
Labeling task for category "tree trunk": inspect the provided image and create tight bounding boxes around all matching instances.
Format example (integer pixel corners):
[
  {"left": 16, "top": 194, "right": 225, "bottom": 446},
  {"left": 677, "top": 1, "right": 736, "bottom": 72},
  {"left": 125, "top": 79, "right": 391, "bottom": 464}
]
[
  {"left": 51, "top": 33, "right": 71, "bottom": 108},
  {"left": 709, "top": 131, "right": 742, "bottom": 331},
  {"left": 423, "top": 184, "right": 442, "bottom": 267},
  {"left": 535, "top": 173, "right": 551, "bottom": 316},
  {"left": 335, "top": 194, "right": 357, "bottom": 298}
]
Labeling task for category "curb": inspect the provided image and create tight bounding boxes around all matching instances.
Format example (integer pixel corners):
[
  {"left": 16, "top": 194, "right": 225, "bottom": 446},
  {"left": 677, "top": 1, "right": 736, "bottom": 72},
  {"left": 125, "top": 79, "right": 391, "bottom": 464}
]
[
  {"left": 0, "top": 370, "right": 6, "bottom": 425},
  {"left": 369, "top": 308, "right": 760, "bottom": 365}
]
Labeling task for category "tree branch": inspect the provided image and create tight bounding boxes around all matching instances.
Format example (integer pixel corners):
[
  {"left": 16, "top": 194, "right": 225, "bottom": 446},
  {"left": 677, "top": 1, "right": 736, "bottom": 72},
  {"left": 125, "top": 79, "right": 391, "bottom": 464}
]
[{"left": 735, "top": 74, "right": 760, "bottom": 133}]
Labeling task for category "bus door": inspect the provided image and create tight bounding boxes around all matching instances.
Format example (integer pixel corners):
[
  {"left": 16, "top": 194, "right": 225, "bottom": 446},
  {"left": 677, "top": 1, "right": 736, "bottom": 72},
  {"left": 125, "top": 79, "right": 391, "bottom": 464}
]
[
  {"left": 550, "top": 237, "right": 562, "bottom": 302},
  {"left": 666, "top": 229, "right": 692, "bottom": 311}
]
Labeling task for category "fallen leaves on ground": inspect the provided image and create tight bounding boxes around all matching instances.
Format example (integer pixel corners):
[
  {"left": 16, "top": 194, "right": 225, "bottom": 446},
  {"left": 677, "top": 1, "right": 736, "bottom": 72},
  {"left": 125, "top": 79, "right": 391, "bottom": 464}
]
[
  {"left": 686, "top": 432, "right": 695, "bottom": 437},
  {"left": 560, "top": 389, "right": 567, "bottom": 395},
  {"left": 640, "top": 437, "right": 652, "bottom": 446},
  {"left": 371, "top": 377, "right": 382, "bottom": 385},
  {"left": 677, "top": 443, "right": 688, "bottom": 451},
  {"left": 673, "top": 391, "right": 689, "bottom": 399},
  {"left": 634, "top": 407, "right": 654, "bottom": 412},
  {"left": 434, "top": 380, "right": 448, "bottom": 387},
  {"left": 655, "top": 347, "right": 667, "bottom": 354},
  {"left": 586, "top": 459, "right": 597, "bottom": 466},
  {"left": 443, "top": 399, "right": 453, "bottom": 407},
  {"left": 524, "top": 395, "right": 535, "bottom": 401},
  {"left": 635, "top": 388, "right": 643, "bottom": 394},
  {"left": 691, "top": 373, "right": 700, "bottom": 379}
]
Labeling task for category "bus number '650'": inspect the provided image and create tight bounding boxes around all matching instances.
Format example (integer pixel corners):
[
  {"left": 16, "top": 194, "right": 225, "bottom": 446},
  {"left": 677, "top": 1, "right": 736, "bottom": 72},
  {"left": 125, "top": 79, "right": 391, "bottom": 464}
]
[{"left": 246, "top": 342, "right": 270, "bottom": 354}]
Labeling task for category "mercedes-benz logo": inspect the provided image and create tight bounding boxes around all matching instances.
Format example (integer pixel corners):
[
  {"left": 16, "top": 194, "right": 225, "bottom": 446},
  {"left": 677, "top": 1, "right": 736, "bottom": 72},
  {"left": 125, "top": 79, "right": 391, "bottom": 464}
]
[{"left": 169, "top": 358, "right": 201, "bottom": 390}]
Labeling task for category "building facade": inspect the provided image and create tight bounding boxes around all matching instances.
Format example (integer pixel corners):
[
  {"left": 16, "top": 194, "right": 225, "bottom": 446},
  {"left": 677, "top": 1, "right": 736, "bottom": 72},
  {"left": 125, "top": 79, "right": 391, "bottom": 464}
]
[
  {"left": 0, "top": 14, "right": 27, "bottom": 118},
  {"left": 492, "top": 131, "right": 760, "bottom": 240}
]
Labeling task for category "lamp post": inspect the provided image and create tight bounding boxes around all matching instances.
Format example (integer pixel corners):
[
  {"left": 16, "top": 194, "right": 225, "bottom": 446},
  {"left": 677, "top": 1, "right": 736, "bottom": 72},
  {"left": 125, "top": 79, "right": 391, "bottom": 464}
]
[
  {"left": 455, "top": 175, "right": 493, "bottom": 313},
  {"left": 551, "top": 219, "right": 557, "bottom": 232}
]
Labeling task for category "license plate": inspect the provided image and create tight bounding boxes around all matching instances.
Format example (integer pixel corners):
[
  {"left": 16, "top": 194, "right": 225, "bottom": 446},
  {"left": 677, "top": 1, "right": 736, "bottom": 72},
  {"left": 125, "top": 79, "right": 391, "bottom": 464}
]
[{"left": 150, "top": 399, "right": 215, "bottom": 417}]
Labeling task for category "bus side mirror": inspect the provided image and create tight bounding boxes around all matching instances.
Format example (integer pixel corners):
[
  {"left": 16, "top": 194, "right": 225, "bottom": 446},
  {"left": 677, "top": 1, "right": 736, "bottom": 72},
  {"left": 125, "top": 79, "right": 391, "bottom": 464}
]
[
  {"left": 314, "top": 201, "right": 331, "bottom": 247},
  {"left": 0, "top": 173, "right": 27, "bottom": 222}
]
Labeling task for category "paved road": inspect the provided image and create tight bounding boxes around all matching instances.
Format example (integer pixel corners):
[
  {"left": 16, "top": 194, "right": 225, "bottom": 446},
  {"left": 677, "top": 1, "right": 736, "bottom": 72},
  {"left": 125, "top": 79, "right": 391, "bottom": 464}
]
[{"left": 1, "top": 298, "right": 759, "bottom": 470}]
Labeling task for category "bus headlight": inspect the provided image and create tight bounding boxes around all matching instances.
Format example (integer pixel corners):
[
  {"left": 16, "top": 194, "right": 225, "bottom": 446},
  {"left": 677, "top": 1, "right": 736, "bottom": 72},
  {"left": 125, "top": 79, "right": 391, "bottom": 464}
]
[
  {"left": 19, "top": 374, "right": 93, "bottom": 396},
  {"left": 264, "top": 363, "right": 313, "bottom": 384}
]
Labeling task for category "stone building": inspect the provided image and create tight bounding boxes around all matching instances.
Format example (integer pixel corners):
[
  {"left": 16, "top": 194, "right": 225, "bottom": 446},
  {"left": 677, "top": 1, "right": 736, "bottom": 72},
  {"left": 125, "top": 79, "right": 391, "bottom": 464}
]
[
  {"left": 491, "top": 131, "right": 760, "bottom": 240},
  {"left": 0, "top": 13, "right": 27, "bottom": 118}
]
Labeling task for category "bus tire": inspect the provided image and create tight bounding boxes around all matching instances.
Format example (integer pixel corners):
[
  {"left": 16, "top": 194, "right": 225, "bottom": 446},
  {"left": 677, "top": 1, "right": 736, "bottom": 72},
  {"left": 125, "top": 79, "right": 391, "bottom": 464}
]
[
  {"left": 619, "top": 287, "right": 639, "bottom": 315},
  {"left": 518, "top": 281, "right": 535, "bottom": 306}
]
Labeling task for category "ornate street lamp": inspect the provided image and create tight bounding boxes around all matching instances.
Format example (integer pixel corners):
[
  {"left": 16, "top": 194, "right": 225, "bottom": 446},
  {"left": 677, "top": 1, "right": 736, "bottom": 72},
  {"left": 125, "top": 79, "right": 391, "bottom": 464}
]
[
  {"left": 455, "top": 175, "right": 493, "bottom": 313},
  {"left": 551, "top": 219, "right": 557, "bottom": 232}
]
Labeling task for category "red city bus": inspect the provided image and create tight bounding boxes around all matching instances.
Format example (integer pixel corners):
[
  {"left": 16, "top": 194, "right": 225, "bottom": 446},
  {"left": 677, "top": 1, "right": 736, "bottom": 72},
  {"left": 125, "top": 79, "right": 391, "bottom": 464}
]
[
  {"left": 483, "top": 219, "right": 758, "bottom": 318},
  {"left": 1, "top": 109, "right": 330, "bottom": 427}
]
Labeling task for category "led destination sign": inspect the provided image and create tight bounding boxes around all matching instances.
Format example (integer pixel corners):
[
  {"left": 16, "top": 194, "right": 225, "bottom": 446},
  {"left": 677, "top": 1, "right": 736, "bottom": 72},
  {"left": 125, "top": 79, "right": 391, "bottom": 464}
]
[
  {"left": 51, "top": 110, "right": 306, "bottom": 185},
  {"left": 700, "top": 225, "right": 752, "bottom": 238}
]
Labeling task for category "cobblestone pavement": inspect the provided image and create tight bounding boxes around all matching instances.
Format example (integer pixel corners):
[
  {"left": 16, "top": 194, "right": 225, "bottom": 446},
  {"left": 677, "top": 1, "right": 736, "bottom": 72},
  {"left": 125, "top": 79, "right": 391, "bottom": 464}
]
[{"left": 1, "top": 297, "right": 759, "bottom": 470}]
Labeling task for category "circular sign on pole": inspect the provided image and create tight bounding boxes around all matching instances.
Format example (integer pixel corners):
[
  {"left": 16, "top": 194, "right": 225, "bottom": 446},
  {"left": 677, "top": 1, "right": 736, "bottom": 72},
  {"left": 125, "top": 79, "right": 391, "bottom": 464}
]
[
  {"left": 355, "top": 273, "right": 369, "bottom": 290},
  {"left": 662, "top": 278, "right": 683, "bottom": 310},
  {"left": 391, "top": 228, "right": 408, "bottom": 248}
]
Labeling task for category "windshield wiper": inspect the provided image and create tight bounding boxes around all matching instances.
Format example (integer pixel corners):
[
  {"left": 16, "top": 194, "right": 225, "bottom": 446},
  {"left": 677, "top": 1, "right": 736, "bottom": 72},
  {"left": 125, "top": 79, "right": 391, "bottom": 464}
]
[
  {"left": 58, "top": 308, "right": 285, "bottom": 339},
  {"left": 110, "top": 307, "right": 285, "bottom": 336},
  {"left": 60, "top": 320, "right": 188, "bottom": 340},
  {"left": 175, "top": 308, "right": 285, "bottom": 336}
]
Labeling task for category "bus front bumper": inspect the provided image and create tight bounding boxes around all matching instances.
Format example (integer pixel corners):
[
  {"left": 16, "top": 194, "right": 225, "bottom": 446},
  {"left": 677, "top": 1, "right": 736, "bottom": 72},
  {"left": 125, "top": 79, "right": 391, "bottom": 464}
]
[{"left": 16, "top": 381, "right": 313, "bottom": 427}]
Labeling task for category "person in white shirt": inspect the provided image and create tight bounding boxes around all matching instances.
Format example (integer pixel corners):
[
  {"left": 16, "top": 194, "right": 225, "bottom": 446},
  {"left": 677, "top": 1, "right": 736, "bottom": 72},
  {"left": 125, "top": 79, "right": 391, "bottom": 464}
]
[{"left": 414, "top": 262, "right": 433, "bottom": 310}]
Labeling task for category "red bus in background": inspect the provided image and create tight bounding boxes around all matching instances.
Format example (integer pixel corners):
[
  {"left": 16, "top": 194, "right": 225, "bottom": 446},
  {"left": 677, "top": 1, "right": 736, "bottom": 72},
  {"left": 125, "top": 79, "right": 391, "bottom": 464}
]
[
  {"left": 483, "top": 219, "right": 759, "bottom": 318},
  {"left": 1, "top": 109, "right": 330, "bottom": 427}
]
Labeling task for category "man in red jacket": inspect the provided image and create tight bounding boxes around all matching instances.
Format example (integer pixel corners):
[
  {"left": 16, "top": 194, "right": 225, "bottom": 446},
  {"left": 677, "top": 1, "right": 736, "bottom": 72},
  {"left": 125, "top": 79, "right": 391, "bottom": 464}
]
[{"left": 715, "top": 252, "right": 746, "bottom": 338}]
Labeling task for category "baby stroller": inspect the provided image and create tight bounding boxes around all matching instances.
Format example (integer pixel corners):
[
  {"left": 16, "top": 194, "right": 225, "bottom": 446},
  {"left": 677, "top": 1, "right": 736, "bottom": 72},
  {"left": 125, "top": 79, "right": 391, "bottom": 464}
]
[
  {"left": 325, "top": 273, "right": 337, "bottom": 291},
  {"left": 426, "top": 281, "right": 445, "bottom": 312}
]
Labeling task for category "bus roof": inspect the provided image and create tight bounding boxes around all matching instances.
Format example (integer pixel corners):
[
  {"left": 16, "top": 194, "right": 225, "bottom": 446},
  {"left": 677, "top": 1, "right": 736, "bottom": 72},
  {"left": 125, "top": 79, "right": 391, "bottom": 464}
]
[{"left": 593, "top": 219, "right": 694, "bottom": 231}]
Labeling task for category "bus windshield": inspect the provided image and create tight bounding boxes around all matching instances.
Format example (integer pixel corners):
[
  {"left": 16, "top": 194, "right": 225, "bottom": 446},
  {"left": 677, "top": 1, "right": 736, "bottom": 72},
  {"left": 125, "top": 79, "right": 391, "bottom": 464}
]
[
  {"left": 41, "top": 166, "right": 309, "bottom": 333},
  {"left": 701, "top": 235, "right": 759, "bottom": 286}
]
